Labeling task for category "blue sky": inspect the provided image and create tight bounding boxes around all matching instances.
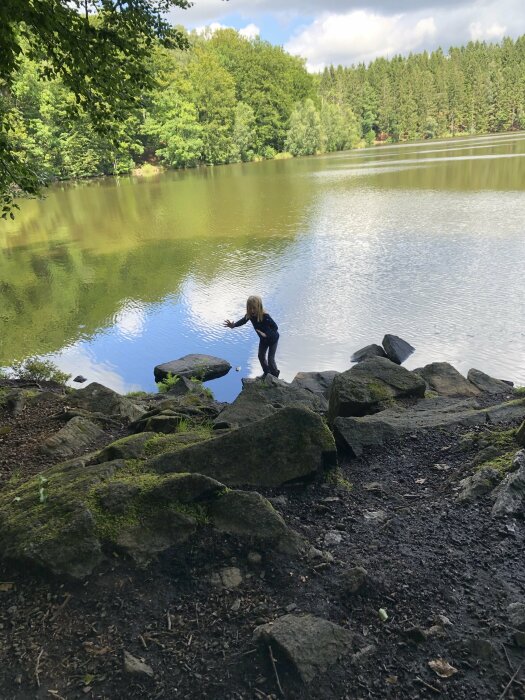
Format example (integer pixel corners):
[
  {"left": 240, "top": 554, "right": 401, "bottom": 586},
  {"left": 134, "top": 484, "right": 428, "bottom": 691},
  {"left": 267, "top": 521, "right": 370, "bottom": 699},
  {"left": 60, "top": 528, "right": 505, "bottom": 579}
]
[{"left": 168, "top": 0, "right": 525, "bottom": 70}]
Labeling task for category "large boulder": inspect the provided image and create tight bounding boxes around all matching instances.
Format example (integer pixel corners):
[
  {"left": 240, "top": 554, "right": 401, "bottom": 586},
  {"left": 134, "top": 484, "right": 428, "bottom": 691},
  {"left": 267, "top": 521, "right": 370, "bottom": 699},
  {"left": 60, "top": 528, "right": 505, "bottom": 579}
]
[
  {"left": 491, "top": 451, "right": 525, "bottom": 518},
  {"left": 467, "top": 369, "right": 513, "bottom": 395},
  {"left": 253, "top": 614, "right": 363, "bottom": 683},
  {"left": 328, "top": 357, "right": 426, "bottom": 422},
  {"left": 147, "top": 407, "right": 337, "bottom": 487},
  {"left": 214, "top": 374, "right": 328, "bottom": 429},
  {"left": 382, "top": 334, "right": 415, "bottom": 364},
  {"left": 334, "top": 397, "right": 483, "bottom": 456},
  {"left": 69, "top": 382, "right": 144, "bottom": 421},
  {"left": 415, "top": 363, "right": 480, "bottom": 398},
  {"left": 1, "top": 452, "right": 293, "bottom": 577},
  {"left": 350, "top": 344, "right": 387, "bottom": 363},
  {"left": 291, "top": 371, "right": 340, "bottom": 398},
  {"left": 457, "top": 467, "right": 502, "bottom": 502},
  {"left": 154, "top": 354, "right": 231, "bottom": 383}
]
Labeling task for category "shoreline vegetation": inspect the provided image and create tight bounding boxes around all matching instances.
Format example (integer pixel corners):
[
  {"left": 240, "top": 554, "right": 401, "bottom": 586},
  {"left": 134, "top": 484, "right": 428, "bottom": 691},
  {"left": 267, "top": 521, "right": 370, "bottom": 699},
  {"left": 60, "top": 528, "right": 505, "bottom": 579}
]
[{"left": 8, "top": 30, "right": 525, "bottom": 192}]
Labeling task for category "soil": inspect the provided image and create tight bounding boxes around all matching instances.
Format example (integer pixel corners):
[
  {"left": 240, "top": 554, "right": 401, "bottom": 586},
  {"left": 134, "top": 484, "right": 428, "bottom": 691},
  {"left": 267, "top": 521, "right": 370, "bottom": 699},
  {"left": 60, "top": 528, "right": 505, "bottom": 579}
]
[{"left": 0, "top": 385, "right": 524, "bottom": 699}]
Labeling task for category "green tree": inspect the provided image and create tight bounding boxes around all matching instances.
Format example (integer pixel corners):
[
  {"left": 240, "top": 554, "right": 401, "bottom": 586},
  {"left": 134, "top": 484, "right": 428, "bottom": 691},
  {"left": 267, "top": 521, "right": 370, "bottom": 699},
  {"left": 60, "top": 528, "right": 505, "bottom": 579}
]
[
  {"left": 285, "top": 99, "right": 322, "bottom": 156},
  {"left": 232, "top": 102, "right": 256, "bottom": 162},
  {"left": 1, "top": 0, "right": 192, "bottom": 216}
]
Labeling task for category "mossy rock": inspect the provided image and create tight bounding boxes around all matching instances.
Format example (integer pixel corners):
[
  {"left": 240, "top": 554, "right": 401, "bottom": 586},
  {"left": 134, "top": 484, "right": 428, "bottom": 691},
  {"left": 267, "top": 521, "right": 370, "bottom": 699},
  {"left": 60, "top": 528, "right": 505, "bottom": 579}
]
[
  {"left": 146, "top": 407, "right": 337, "bottom": 488},
  {"left": 94, "top": 432, "right": 156, "bottom": 463},
  {"left": 328, "top": 357, "right": 426, "bottom": 422}
]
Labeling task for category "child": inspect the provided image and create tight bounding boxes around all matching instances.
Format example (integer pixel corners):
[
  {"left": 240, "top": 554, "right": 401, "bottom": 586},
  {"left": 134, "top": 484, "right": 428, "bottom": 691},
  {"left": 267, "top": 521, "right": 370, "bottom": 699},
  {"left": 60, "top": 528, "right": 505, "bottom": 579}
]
[{"left": 224, "top": 295, "right": 280, "bottom": 378}]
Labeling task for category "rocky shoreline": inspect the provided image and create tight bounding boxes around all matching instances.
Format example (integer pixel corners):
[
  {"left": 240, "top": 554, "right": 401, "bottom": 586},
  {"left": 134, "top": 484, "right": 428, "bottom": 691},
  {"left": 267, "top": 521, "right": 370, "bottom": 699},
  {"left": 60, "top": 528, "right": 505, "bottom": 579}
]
[{"left": 0, "top": 353, "right": 524, "bottom": 699}]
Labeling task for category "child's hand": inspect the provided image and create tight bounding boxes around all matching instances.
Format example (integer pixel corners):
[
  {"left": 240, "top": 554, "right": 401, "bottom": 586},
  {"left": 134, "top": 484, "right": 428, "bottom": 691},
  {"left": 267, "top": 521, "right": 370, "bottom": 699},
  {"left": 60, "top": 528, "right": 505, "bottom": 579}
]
[
  {"left": 224, "top": 320, "right": 234, "bottom": 329},
  {"left": 257, "top": 330, "right": 267, "bottom": 338}
]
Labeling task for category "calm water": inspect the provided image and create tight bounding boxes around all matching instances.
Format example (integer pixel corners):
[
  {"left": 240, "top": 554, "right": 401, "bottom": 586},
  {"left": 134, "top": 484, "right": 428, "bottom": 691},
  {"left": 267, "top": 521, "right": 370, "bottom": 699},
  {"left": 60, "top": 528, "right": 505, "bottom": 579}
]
[{"left": 1, "top": 132, "right": 525, "bottom": 401}]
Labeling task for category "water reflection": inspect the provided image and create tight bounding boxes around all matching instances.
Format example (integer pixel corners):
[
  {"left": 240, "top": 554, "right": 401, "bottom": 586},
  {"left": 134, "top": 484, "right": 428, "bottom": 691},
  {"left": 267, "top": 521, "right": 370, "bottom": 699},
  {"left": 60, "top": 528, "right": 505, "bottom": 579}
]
[{"left": 1, "top": 132, "right": 525, "bottom": 399}]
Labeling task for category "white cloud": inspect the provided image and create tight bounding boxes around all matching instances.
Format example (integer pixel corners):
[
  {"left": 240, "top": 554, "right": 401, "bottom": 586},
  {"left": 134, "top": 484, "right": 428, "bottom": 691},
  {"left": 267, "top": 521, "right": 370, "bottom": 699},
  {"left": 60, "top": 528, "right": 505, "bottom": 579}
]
[
  {"left": 285, "top": 11, "right": 437, "bottom": 70},
  {"left": 239, "top": 23, "right": 260, "bottom": 39},
  {"left": 194, "top": 20, "right": 260, "bottom": 39},
  {"left": 469, "top": 21, "right": 507, "bottom": 41}
]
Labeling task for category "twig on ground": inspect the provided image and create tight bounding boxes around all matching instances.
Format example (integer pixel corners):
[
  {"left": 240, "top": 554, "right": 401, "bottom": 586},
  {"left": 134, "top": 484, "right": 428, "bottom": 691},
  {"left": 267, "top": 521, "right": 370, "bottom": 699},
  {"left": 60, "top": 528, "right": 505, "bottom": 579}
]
[
  {"left": 139, "top": 634, "right": 148, "bottom": 650},
  {"left": 268, "top": 645, "right": 285, "bottom": 698},
  {"left": 51, "top": 593, "right": 72, "bottom": 621},
  {"left": 167, "top": 611, "right": 172, "bottom": 631},
  {"left": 415, "top": 676, "right": 440, "bottom": 694},
  {"left": 35, "top": 647, "right": 44, "bottom": 688},
  {"left": 502, "top": 644, "right": 514, "bottom": 672},
  {"left": 498, "top": 659, "right": 525, "bottom": 700}
]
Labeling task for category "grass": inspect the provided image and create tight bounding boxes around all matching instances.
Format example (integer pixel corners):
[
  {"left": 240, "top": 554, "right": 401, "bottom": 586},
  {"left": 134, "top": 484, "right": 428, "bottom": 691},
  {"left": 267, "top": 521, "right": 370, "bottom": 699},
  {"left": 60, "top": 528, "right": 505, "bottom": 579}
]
[
  {"left": 156, "top": 373, "right": 180, "bottom": 394},
  {"left": 514, "top": 386, "right": 525, "bottom": 397}
]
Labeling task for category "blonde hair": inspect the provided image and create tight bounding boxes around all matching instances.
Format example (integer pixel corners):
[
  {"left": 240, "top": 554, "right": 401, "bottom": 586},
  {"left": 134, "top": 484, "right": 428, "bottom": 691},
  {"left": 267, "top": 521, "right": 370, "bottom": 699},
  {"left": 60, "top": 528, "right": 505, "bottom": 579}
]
[{"left": 246, "top": 295, "right": 265, "bottom": 322}]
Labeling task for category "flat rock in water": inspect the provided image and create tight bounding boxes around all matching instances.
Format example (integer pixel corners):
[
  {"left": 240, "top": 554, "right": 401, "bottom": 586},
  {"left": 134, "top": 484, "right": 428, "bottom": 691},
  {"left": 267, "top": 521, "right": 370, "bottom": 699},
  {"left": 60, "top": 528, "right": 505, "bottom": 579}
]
[
  {"left": 291, "top": 371, "right": 340, "bottom": 398},
  {"left": 253, "top": 614, "right": 360, "bottom": 683},
  {"left": 351, "top": 344, "right": 387, "bottom": 363},
  {"left": 328, "top": 357, "right": 426, "bottom": 422},
  {"left": 415, "top": 362, "right": 480, "bottom": 397},
  {"left": 382, "top": 334, "right": 415, "bottom": 364},
  {"left": 154, "top": 354, "right": 231, "bottom": 383},
  {"left": 467, "top": 368, "right": 512, "bottom": 395},
  {"left": 147, "top": 406, "right": 337, "bottom": 487}
]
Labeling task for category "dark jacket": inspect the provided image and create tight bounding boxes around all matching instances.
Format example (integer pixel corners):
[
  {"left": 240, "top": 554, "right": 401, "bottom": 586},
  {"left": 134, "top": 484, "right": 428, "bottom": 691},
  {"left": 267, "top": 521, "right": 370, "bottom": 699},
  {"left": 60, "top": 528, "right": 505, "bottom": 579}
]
[{"left": 234, "top": 313, "right": 279, "bottom": 344}]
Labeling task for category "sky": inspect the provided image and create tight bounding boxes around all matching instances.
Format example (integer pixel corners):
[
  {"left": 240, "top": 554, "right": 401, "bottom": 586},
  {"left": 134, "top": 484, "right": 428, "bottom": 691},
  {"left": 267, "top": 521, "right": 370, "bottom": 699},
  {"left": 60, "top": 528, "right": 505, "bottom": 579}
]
[{"left": 168, "top": 0, "right": 525, "bottom": 71}]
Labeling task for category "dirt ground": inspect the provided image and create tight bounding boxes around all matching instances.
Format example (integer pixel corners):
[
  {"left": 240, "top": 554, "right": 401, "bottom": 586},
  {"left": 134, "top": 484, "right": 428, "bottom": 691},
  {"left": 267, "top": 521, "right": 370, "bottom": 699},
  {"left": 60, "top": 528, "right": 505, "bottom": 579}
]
[{"left": 0, "top": 386, "right": 524, "bottom": 699}]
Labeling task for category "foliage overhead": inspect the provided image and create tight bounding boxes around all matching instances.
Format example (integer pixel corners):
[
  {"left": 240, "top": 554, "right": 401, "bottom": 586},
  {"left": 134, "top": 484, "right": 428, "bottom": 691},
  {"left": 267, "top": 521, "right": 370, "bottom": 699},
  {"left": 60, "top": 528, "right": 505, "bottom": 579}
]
[{"left": 0, "top": 0, "right": 195, "bottom": 216}]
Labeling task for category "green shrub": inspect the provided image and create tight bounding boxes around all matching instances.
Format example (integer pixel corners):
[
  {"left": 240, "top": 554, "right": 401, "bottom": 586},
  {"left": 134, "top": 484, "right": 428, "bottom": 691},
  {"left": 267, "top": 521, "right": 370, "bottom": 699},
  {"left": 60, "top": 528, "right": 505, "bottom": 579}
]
[
  {"left": 156, "top": 373, "right": 180, "bottom": 394},
  {"left": 9, "top": 357, "right": 71, "bottom": 384},
  {"left": 514, "top": 386, "right": 525, "bottom": 397}
]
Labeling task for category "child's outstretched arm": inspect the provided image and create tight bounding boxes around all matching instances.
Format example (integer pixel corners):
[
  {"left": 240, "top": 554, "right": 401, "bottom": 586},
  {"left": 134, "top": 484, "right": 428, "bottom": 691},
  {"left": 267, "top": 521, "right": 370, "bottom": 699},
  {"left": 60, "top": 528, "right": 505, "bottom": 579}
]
[{"left": 224, "top": 316, "right": 248, "bottom": 329}]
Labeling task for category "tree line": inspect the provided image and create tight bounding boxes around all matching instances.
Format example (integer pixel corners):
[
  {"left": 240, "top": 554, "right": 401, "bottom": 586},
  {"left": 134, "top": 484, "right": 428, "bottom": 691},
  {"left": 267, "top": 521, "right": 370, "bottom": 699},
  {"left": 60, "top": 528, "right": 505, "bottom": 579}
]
[{"left": 6, "top": 29, "right": 525, "bottom": 189}]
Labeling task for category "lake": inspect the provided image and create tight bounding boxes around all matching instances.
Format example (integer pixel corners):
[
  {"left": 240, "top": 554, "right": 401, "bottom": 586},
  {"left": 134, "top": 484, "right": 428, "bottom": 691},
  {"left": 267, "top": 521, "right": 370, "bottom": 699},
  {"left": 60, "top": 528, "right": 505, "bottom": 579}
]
[{"left": 1, "top": 131, "right": 525, "bottom": 401}]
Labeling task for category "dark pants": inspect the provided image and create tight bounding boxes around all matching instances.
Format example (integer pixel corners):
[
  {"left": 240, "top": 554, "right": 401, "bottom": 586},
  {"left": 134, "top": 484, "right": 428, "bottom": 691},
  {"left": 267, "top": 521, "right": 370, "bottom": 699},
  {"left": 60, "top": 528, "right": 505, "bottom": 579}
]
[{"left": 258, "top": 339, "right": 279, "bottom": 376}]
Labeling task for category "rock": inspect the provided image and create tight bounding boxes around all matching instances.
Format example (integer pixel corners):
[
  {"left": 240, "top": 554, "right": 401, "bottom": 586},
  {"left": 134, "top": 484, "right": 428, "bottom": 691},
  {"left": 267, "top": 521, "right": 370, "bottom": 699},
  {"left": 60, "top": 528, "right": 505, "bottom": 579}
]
[
  {"left": 41, "top": 416, "right": 106, "bottom": 460},
  {"left": 363, "top": 510, "right": 388, "bottom": 524},
  {"left": 403, "top": 626, "right": 427, "bottom": 644},
  {"left": 467, "top": 369, "right": 512, "bottom": 395},
  {"left": 291, "top": 371, "right": 340, "bottom": 398},
  {"left": 415, "top": 362, "right": 480, "bottom": 397},
  {"left": 471, "top": 445, "right": 506, "bottom": 467},
  {"left": 147, "top": 407, "right": 337, "bottom": 488},
  {"left": 253, "top": 614, "right": 362, "bottom": 684},
  {"left": 163, "top": 376, "right": 210, "bottom": 398},
  {"left": 215, "top": 374, "right": 328, "bottom": 428},
  {"left": 508, "top": 602, "right": 525, "bottom": 630},
  {"left": 334, "top": 397, "right": 482, "bottom": 457},
  {"left": 482, "top": 399, "right": 525, "bottom": 425},
  {"left": 5, "top": 390, "right": 25, "bottom": 416},
  {"left": 123, "top": 650, "right": 154, "bottom": 678},
  {"left": 491, "top": 454, "right": 525, "bottom": 518},
  {"left": 517, "top": 421, "right": 525, "bottom": 447},
  {"left": 457, "top": 467, "right": 502, "bottom": 502},
  {"left": 209, "top": 491, "right": 305, "bottom": 554},
  {"left": 340, "top": 566, "right": 368, "bottom": 595},
  {"left": 351, "top": 344, "right": 387, "bottom": 363},
  {"left": 323, "top": 530, "right": 342, "bottom": 547},
  {"left": 134, "top": 414, "right": 185, "bottom": 434},
  {"left": 382, "top": 334, "right": 415, "bottom": 364},
  {"left": 248, "top": 551, "right": 262, "bottom": 565},
  {"left": 69, "top": 382, "right": 144, "bottom": 421},
  {"left": 466, "top": 638, "right": 496, "bottom": 660},
  {"left": 95, "top": 482, "right": 141, "bottom": 514},
  {"left": 328, "top": 357, "right": 426, "bottom": 422},
  {"left": 93, "top": 433, "right": 156, "bottom": 463},
  {"left": 154, "top": 354, "right": 231, "bottom": 383},
  {"left": 515, "top": 631, "right": 525, "bottom": 647},
  {"left": 73, "top": 375, "right": 87, "bottom": 383},
  {"left": 211, "top": 567, "right": 243, "bottom": 589}
]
